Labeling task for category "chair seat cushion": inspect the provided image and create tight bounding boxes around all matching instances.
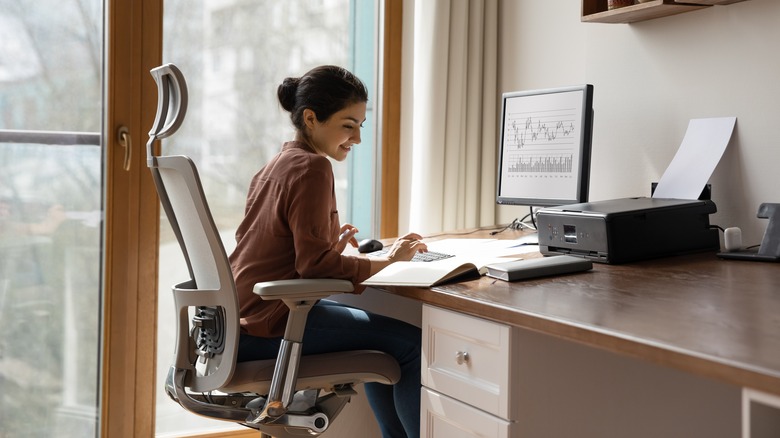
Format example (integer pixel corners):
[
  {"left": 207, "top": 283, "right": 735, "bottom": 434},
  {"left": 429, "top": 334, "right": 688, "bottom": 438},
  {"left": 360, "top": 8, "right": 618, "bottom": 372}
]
[{"left": 222, "top": 349, "right": 401, "bottom": 394}]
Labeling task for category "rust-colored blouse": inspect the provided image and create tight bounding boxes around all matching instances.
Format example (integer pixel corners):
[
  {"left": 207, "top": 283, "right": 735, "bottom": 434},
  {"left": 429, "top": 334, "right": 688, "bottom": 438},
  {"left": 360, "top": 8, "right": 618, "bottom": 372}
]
[{"left": 229, "top": 141, "right": 371, "bottom": 338}]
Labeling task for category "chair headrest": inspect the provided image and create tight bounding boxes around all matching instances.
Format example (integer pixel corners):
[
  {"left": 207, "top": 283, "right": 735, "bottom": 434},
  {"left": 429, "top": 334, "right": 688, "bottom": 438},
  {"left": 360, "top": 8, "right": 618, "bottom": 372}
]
[{"left": 147, "top": 63, "right": 189, "bottom": 156}]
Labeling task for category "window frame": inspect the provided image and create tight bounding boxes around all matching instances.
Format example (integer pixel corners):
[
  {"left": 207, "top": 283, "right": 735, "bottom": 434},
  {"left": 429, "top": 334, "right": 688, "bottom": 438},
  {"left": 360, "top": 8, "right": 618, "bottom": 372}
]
[
  {"left": 379, "top": 0, "right": 402, "bottom": 238},
  {"left": 102, "top": 0, "right": 163, "bottom": 436}
]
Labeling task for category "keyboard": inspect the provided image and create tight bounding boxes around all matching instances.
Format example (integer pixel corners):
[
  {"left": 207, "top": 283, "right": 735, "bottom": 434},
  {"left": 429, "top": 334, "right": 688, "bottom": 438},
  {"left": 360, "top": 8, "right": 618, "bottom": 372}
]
[{"left": 368, "top": 249, "right": 455, "bottom": 262}]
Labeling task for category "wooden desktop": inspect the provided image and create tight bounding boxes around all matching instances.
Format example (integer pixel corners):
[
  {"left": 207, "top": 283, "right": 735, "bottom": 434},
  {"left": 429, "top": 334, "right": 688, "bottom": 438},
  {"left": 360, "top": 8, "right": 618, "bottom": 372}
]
[{"left": 358, "top": 228, "right": 780, "bottom": 437}]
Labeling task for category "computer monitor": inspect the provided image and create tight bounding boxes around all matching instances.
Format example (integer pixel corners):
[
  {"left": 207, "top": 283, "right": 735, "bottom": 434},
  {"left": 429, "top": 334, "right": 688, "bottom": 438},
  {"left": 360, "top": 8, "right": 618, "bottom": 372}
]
[{"left": 496, "top": 84, "right": 594, "bottom": 207}]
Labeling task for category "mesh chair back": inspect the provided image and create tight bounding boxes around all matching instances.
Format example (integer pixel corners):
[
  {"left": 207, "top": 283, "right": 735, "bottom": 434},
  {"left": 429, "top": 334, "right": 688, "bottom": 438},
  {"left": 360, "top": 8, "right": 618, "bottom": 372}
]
[{"left": 148, "top": 64, "right": 239, "bottom": 392}]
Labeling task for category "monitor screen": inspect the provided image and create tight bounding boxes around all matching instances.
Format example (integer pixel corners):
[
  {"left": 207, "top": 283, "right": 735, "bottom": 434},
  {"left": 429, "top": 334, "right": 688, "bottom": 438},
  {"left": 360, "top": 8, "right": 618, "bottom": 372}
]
[{"left": 496, "top": 84, "right": 594, "bottom": 207}]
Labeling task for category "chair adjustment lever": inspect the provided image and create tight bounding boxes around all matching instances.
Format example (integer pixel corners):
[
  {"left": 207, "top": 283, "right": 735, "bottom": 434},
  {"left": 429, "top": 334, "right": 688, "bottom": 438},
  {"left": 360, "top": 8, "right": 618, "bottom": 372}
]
[{"left": 332, "top": 384, "right": 357, "bottom": 397}]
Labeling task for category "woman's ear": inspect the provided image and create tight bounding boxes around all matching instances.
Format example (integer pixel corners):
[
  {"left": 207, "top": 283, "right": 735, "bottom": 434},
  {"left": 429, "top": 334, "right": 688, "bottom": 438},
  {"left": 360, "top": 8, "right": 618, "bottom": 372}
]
[{"left": 302, "top": 108, "right": 318, "bottom": 130}]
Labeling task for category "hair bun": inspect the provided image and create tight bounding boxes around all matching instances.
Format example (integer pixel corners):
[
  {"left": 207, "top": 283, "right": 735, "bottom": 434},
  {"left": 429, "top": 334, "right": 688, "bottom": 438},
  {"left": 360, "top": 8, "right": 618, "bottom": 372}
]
[{"left": 277, "top": 76, "right": 300, "bottom": 112}]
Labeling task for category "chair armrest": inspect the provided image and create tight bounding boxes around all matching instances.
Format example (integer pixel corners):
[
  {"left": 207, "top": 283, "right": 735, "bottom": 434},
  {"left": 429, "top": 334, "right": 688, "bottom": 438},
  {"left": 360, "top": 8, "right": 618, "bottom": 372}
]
[
  {"left": 253, "top": 279, "right": 354, "bottom": 301},
  {"left": 251, "top": 278, "right": 356, "bottom": 416}
]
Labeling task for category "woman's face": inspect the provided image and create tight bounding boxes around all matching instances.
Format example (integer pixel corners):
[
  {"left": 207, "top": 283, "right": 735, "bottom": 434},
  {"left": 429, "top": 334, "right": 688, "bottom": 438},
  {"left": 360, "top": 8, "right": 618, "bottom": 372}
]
[{"left": 305, "top": 101, "right": 367, "bottom": 162}]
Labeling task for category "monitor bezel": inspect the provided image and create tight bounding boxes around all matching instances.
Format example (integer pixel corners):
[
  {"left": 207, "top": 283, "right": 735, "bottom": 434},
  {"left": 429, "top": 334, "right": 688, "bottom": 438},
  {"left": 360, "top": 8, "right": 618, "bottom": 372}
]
[{"left": 496, "top": 84, "right": 594, "bottom": 207}]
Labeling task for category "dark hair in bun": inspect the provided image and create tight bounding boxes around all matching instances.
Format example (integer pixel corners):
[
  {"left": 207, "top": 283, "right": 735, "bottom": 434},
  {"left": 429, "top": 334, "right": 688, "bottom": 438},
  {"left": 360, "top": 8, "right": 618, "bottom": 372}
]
[{"left": 277, "top": 65, "right": 368, "bottom": 132}]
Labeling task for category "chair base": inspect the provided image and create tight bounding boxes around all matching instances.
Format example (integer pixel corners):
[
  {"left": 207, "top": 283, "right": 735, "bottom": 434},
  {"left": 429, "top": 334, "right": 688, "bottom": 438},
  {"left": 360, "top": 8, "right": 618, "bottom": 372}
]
[{"left": 167, "top": 367, "right": 352, "bottom": 437}]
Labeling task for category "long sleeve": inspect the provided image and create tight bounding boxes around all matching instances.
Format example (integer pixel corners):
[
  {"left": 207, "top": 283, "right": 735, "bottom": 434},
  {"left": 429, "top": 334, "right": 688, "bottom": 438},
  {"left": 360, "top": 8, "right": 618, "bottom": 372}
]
[{"left": 229, "top": 141, "right": 370, "bottom": 338}]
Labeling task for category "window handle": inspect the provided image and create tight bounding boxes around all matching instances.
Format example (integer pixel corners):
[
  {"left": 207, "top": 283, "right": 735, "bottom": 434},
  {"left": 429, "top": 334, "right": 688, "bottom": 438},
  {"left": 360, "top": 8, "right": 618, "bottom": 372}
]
[{"left": 117, "top": 126, "right": 131, "bottom": 171}]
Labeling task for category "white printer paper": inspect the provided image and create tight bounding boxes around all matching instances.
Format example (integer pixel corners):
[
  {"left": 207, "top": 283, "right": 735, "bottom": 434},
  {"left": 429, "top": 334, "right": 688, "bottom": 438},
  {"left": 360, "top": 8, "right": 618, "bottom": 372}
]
[{"left": 652, "top": 117, "right": 736, "bottom": 200}]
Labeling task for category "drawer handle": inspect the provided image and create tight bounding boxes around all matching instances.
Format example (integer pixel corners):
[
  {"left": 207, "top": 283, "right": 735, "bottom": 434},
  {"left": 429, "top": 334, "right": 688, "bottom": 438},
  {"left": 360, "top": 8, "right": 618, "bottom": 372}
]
[{"left": 455, "top": 351, "right": 470, "bottom": 365}]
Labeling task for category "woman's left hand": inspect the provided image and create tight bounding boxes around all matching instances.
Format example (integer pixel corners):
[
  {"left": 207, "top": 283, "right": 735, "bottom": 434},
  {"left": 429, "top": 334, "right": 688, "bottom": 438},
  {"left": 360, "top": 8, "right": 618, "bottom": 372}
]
[{"left": 335, "top": 224, "right": 359, "bottom": 253}]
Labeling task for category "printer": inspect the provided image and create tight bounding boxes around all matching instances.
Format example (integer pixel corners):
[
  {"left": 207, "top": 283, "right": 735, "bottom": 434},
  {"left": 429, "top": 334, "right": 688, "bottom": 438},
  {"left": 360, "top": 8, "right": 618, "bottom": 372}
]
[{"left": 536, "top": 197, "right": 719, "bottom": 264}]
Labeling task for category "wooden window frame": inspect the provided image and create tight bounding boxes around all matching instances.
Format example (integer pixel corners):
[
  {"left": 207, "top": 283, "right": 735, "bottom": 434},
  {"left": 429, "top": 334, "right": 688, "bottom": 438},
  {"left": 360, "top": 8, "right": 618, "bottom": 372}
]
[
  {"left": 102, "top": 0, "right": 163, "bottom": 436},
  {"left": 380, "top": 0, "right": 403, "bottom": 239}
]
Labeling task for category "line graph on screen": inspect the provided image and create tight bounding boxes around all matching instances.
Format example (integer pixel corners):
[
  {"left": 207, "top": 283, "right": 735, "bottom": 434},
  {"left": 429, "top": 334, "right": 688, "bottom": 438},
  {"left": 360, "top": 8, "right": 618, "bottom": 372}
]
[
  {"left": 505, "top": 109, "right": 578, "bottom": 149},
  {"left": 503, "top": 108, "right": 579, "bottom": 174}
]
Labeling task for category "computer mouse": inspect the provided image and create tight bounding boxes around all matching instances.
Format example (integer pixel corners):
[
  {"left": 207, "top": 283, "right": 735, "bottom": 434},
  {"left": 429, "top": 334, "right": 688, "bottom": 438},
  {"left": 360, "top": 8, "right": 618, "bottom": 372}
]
[{"left": 358, "top": 238, "right": 384, "bottom": 254}]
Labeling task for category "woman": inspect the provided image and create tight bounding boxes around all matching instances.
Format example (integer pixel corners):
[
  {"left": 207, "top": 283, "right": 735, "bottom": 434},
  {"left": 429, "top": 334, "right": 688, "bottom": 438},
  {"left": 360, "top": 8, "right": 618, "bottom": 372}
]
[{"left": 229, "top": 65, "right": 426, "bottom": 438}]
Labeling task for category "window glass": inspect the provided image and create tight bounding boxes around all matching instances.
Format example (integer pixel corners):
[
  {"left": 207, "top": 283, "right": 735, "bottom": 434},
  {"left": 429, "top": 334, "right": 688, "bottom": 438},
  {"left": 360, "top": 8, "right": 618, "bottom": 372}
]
[
  {"left": 156, "top": 0, "right": 377, "bottom": 434},
  {"left": 0, "top": 0, "right": 103, "bottom": 436}
]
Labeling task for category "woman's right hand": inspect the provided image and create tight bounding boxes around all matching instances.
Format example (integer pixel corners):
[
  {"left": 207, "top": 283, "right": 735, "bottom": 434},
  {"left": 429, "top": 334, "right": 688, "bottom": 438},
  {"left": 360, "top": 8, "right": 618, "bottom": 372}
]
[
  {"left": 385, "top": 232, "right": 428, "bottom": 262},
  {"left": 365, "top": 232, "right": 429, "bottom": 278}
]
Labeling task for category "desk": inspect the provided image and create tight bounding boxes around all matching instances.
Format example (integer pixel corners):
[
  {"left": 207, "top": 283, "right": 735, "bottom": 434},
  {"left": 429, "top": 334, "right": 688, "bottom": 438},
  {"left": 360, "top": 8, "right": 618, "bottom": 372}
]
[{"left": 357, "top": 229, "right": 780, "bottom": 437}]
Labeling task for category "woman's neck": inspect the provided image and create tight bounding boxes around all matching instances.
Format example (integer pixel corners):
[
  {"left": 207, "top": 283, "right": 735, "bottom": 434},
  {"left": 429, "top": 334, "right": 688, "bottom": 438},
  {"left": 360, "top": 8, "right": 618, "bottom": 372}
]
[{"left": 294, "top": 131, "right": 323, "bottom": 156}]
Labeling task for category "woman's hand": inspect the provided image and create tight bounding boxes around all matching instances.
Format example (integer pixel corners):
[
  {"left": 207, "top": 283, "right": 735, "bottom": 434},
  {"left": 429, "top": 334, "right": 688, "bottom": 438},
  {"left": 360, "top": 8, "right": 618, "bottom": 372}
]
[
  {"left": 335, "top": 224, "right": 359, "bottom": 253},
  {"left": 385, "top": 232, "right": 428, "bottom": 262},
  {"left": 365, "top": 232, "right": 428, "bottom": 277}
]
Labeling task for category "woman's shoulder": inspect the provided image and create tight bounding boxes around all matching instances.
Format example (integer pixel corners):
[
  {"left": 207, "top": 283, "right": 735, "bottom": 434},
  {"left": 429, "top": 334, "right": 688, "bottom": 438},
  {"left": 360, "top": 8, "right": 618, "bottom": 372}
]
[{"left": 280, "top": 141, "right": 332, "bottom": 173}]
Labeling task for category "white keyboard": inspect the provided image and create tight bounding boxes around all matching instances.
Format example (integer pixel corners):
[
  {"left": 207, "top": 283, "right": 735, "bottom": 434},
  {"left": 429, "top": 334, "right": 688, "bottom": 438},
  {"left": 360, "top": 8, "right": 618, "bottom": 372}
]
[{"left": 368, "top": 249, "right": 455, "bottom": 262}]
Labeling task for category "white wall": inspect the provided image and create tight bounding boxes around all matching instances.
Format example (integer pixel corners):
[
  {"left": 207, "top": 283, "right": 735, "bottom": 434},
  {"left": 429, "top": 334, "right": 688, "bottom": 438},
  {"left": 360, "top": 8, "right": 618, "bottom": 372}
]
[
  {"left": 401, "top": 0, "right": 780, "bottom": 246},
  {"left": 497, "top": 0, "right": 780, "bottom": 246}
]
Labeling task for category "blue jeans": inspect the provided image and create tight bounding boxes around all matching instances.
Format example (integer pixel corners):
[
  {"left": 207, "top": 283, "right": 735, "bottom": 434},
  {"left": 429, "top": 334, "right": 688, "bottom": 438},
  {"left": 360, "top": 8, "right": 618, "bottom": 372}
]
[{"left": 237, "top": 300, "right": 421, "bottom": 438}]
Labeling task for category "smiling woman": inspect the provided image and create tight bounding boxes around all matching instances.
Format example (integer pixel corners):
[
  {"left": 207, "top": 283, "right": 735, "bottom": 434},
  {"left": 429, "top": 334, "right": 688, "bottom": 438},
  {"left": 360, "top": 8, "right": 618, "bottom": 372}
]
[
  {"left": 302, "top": 101, "right": 367, "bottom": 161},
  {"left": 229, "top": 64, "right": 426, "bottom": 438},
  {"left": 156, "top": 1, "right": 382, "bottom": 436}
]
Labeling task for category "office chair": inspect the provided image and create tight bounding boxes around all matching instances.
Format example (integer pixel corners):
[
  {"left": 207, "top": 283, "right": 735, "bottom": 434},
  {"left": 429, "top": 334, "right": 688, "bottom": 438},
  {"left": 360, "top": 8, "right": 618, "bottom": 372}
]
[{"left": 147, "top": 63, "right": 401, "bottom": 437}]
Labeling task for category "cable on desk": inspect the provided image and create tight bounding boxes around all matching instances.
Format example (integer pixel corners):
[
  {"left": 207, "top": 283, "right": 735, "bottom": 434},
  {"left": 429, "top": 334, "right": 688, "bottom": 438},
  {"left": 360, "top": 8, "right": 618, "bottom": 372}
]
[
  {"left": 490, "top": 218, "right": 519, "bottom": 235},
  {"left": 489, "top": 207, "right": 540, "bottom": 236},
  {"left": 424, "top": 207, "right": 539, "bottom": 238}
]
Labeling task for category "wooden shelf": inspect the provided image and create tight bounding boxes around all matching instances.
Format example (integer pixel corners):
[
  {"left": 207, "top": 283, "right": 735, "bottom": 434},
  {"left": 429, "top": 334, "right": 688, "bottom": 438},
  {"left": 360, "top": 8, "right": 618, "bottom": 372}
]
[
  {"left": 683, "top": 0, "right": 748, "bottom": 4},
  {"left": 582, "top": 0, "right": 708, "bottom": 23},
  {"left": 582, "top": 0, "right": 751, "bottom": 23}
]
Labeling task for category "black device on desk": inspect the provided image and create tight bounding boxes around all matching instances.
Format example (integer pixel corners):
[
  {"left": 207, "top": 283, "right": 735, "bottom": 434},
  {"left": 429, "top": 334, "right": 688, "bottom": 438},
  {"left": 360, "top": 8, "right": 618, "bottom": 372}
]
[{"left": 536, "top": 197, "right": 719, "bottom": 264}]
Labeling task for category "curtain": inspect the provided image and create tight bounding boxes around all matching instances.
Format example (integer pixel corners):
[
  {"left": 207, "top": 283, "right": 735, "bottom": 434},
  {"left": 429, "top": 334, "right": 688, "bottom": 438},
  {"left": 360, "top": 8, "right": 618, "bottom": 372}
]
[{"left": 407, "top": 0, "right": 498, "bottom": 235}]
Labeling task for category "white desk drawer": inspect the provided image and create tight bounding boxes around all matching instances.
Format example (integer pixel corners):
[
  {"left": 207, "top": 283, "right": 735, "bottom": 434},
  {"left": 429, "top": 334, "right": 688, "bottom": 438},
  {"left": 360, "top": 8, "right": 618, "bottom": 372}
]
[
  {"left": 422, "top": 388, "right": 512, "bottom": 438},
  {"left": 422, "top": 305, "right": 514, "bottom": 418}
]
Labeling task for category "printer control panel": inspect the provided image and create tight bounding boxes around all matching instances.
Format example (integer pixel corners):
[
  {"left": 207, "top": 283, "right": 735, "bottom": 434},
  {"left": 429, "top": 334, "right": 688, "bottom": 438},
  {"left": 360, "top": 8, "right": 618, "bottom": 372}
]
[{"left": 537, "top": 213, "right": 608, "bottom": 261}]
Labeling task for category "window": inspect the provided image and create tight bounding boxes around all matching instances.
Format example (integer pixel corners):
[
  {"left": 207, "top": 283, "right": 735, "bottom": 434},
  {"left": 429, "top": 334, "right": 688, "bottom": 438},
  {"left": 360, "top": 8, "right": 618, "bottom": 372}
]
[
  {"left": 0, "top": 0, "right": 103, "bottom": 436},
  {"left": 156, "top": 0, "right": 379, "bottom": 434}
]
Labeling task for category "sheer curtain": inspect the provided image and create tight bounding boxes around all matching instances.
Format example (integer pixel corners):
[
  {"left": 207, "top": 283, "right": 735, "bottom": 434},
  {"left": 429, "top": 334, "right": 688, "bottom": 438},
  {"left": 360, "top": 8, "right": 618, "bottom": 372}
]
[{"left": 406, "top": 0, "right": 498, "bottom": 235}]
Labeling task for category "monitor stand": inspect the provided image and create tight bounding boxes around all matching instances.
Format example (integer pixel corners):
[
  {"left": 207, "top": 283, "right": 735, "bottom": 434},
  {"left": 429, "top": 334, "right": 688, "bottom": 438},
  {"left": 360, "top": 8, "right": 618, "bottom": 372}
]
[{"left": 718, "top": 203, "right": 780, "bottom": 262}]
